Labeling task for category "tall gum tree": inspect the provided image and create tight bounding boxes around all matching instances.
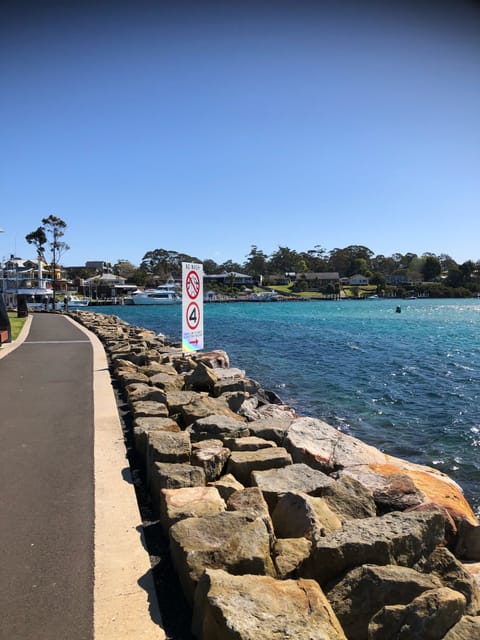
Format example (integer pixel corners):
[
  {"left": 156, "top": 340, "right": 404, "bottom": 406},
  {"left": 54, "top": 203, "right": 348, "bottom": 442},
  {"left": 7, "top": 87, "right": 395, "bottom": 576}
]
[{"left": 26, "top": 215, "right": 69, "bottom": 304}]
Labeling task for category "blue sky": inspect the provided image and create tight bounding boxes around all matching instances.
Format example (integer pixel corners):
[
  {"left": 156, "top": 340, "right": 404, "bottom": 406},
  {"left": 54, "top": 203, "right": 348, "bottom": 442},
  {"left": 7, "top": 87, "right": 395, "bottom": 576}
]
[{"left": 1, "top": 0, "right": 479, "bottom": 268}]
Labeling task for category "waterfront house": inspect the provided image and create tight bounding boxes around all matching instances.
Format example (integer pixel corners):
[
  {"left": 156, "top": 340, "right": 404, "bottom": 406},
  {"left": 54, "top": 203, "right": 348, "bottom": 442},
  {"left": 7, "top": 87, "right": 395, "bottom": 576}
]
[
  {"left": 348, "top": 274, "right": 369, "bottom": 286},
  {"left": 83, "top": 273, "right": 135, "bottom": 300},
  {"left": 203, "top": 272, "right": 254, "bottom": 287},
  {"left": 295, "top": 272, "right": 340, "bottom": 290}
]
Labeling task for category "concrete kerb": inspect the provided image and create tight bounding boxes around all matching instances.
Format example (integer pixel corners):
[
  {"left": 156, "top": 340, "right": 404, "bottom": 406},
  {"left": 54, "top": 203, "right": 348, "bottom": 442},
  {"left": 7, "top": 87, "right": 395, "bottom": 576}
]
[
  {"left": 65, "top": 316, "right": 166, "bottom": 639},
  {"left": 0, "top": 314, "right": 32, "bottom": 360}
]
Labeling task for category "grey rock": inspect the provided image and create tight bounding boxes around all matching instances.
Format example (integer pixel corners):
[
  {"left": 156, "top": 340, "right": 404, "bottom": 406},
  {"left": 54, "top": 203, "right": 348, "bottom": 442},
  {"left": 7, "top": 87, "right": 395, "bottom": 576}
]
[
  {"left": 251, "top": 463, "right": 334, "bottom": 511},
  {"left": 443, "top": 615, "right": 480, "bottom": 639},
  {"left": 192, "top": 569, "right": 347, "bottom": 640},
  {"left": 125, "top": 382, "right": 166, "bottom": 404},
  {"left": 188, "top": 414, "right": 249, "bottom": 442},
  {"left": 149, "top": 462, "right": 206, "bottom": 514},
  {"left": 285, "top": 417, "right": 387, "bottom": 473},
  {"left": 223, "top": 436, "right": 277, "bottom": 451},
  {"left": 133, "top": 417, "right": 181, "bottom": 462},
  {"left": 226, "top": 447, "right": 293, "bottom": 487},
  {"left": 169, "top": 512, "right": 276, "bottom": 606},
  {"left": 274, "top": 537, "right": 312, "bottom": 579},
  {"left": 130, "top": 400, "right": 170, "bottom": 419},
  {"left": 184, "top": 361, "right": 218, "bottom": 392},
  {"left": 301, "top": 511, "right": 445, "bottom": 586},
  {"left": 247, "top": 415, "right": 294, "bottom": 445},
  {"left": 227, "top": 487, "right": 275, "bottom": 546},
  {"left": 208, "top": 473, "right": 245, "bottom": 502},
  {"left": 160, "top": 486, "right": 226, "bottom": 532},
  {"left": 149, "top": 371, "right": 185, "bottom": 392},
  {"left": 191, "top": 439, "right": 231, "bottom": 482},
  {"left": 326, "top": 564, "right": 443, "bottom": 640},
  {"left": 181, "top": 397, "right": 245, "bottom": 428},
  {"left": 272, "top": 492, "right": 342, "bottom": 540},
  {"left": 321, "top": 475, "right": 377, "bottom": 521},
  {"left": 420, "top": 546, "right": 480, "bottom": 615},
  {"left": 368, "top": 587, "right": 466, "bottom": 640}
]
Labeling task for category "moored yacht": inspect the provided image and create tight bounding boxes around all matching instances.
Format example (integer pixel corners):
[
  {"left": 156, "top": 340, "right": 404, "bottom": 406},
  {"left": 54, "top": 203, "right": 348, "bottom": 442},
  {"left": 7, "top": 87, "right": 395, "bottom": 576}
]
[{"left": 125, "top": 286, "right": 181, "bottom": 305}]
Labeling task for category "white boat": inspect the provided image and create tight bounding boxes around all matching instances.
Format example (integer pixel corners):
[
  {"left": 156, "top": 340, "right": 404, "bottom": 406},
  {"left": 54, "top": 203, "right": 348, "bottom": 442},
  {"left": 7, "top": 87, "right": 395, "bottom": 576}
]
[
  {"left": 125, "top": 287, "right": 181, "bottom": 305},
  {"left": 66, "top": 295, "right": 90, "bottom": 307}
]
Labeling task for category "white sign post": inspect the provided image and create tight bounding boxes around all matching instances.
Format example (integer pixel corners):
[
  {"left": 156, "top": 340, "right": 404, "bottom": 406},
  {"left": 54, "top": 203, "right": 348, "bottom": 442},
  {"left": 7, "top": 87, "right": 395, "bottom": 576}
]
[{"left": 182, "top": 262, "right": 204, "bottom": 352}]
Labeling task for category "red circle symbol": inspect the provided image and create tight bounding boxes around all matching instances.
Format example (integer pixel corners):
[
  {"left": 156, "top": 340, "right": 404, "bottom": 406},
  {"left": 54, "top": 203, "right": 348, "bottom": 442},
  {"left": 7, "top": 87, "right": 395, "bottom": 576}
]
[
  {"left": 185, "top": 271, "right": 200, "bottom": 299},
  {"left": 186, "top": 302, "right": 201, "bottom": 330}
]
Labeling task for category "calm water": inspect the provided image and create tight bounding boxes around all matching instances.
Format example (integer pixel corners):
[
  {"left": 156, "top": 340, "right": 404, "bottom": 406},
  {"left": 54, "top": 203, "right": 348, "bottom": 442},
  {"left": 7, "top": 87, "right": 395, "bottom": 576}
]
[{"left": 90, "top": 298, "right": 480, "bottom": 515}]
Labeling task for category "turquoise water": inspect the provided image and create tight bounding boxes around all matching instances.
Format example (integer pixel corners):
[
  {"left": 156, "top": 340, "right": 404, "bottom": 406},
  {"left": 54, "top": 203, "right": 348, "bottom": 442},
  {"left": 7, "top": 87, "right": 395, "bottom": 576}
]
[{"left": 91, "top": 299, "right": 480, "bottom": 514}]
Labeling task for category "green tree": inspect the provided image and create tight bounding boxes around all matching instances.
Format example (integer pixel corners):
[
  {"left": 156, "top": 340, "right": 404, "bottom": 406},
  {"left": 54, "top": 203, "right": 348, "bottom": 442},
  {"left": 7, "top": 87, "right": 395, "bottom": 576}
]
[
  {"left": 421, "top": 255, "right": 441, "bottom": 282},
  {"left": 25, "top": 226, "right": 47, "bottom": 258},
  {"left": 202, "top": 259, "right": 220, "bottom": 274},
  {"left": 244, "top": 245, "right": 268, "bottom": 278},
  {"left": 113, "top": 259, "right": 137, "bottom": 279},
  {"left": 26, "top": 215, "right": 69, "bottom": 304},
  {"left": 446, "top": 267, "right": 464, "bottom": 287},
  {"left": 269, "top": 246, "right": 299, "bottom": 274},
  {"left": 140, "top": 248, "right": 201, "bottom": 277},
  {"left": 460, "top": 260, "right": 475, "bottom": 282}
]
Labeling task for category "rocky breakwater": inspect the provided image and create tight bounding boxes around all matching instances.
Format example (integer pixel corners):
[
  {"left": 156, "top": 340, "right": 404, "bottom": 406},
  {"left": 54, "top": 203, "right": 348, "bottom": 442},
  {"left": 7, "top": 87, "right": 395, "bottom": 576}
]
[{"left": 72, "top": 310, "right": 480, "bottom": 639}]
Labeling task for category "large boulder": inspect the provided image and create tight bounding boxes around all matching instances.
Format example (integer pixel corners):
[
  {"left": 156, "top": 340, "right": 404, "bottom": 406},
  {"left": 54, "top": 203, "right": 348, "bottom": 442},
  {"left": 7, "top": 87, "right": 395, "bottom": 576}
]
[
  {"left": 285, "top": 417, "right": 388, "bottom": 472},
  {"left": 169, "top": 512, "right": 276, "bottom": 606},
  {"left": 140, "top": 361, "right": 178, "bottom": 376},
  {"left": 133, "top": 417, "right": 181, "bottom": 462},
  {"left": 272, "top": 492, "right": 342, "bottom": 540},
  {"left": 181, "top": 398, "right": 245, "bottom": 428},
  {"left": 301, "top": 511, "right": 445, "bottom": 586},
  {"left": 159, "top": 486, "right": 226, "bottom": 532},
  {"left": 420, "top": 547, "right": 480, "bottom": 615},
  {"left": 226, "top": 447, "right": 293, "bottom": 487},
  {"left": 247, "top": 415, "right": 294, "bottom": 445},
  {"left": 226, "top": 487, "right": 275, "bottom": 546},
  {"left": 116, "top": 368, "right": 150, "bottom": 386},
  {"left": 368, "top": 587, "right": 466, "bottom": 640},
  {"left": 192, "top": 569, "right": 347, "bottom": 640},
  {"left": 340, "top": 462, "right": 478, "bottom": 528},
  {"left": 191, "top": 439, "right": 231, "bottom": 482},
  {"left": 455, "top": 519, "right": 480, "bottom": 561},
  {"left": 194, "top": 350, "right": 230, "bottom": 369},
  {"left": 188, "top": 414, "right": 249, "bottom": 442},
  {"left": 212, "top": 376, "right": 261, "bottom": 397},
  {"left": 125, "top": 382, "right": 166, "bottom": 405},
  {"left": 130, "top": 400, "right": 170, "bottom": 419},
  {"left": 184, "top": 361, "right": 219, "bottom": 392},
  {"left": 251, "top": 463, "right": 334, "bottom": 511},
  {"left": 325, "top": 564, "right": 443, "bottom": 640},
  {"left": 318, "top": 475, "right": 377, "bottom": 521},
  {"left": 146, "top": 430, "right": 191, "bottom": 467},
  {"left": 164, "top": 390, "right": 205, "bottom": 415},
  {"left": 443, "top": 615, "right": 480, "bottom": 639},
  {"left": 223, "top": 436, "right": 276, "bottom": 451},
  {"left": 273, "top": 537, "right": 312, "bottom": 579},
  {"left": 208, "top": 473, "right": 245, "bottom": 502},
  {"left": 149, "top": 462, "right": 206, "bottom": 514},
  {"left": 149, "top": 371, "right": 185, "bottom": 392}
]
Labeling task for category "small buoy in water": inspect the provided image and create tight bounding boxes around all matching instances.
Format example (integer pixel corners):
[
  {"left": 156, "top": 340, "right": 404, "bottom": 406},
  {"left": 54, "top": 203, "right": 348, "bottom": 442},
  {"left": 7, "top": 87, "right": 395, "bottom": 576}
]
[{"left": 396, "top": 306, "right": 401, "bottom": 313}]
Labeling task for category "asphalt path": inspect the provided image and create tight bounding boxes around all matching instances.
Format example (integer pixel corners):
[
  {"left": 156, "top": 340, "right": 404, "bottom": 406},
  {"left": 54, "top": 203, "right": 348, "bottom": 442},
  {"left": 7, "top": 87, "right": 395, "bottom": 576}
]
[{"left": 0, "top": 313, "right": 94, "bottom": 639}]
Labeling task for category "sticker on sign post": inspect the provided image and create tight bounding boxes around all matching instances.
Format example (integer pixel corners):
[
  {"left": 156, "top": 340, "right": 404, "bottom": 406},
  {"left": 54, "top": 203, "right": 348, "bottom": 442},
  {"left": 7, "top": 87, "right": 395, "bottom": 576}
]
[{"left": 182, "top": 262, "right": 204, "bottom": 352}]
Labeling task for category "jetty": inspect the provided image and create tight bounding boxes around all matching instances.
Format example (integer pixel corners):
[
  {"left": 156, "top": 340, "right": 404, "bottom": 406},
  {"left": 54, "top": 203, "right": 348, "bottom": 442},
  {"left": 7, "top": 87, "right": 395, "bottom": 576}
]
[{"left": 2, "top": 309, "right": 480, "bottom": 639}]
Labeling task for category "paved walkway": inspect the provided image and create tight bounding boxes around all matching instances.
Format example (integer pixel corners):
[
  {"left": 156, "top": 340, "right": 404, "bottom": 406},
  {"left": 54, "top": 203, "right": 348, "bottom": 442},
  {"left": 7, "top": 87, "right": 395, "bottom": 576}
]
[{"left": 0, "top": 313, "right": 165, "bottom": 639}]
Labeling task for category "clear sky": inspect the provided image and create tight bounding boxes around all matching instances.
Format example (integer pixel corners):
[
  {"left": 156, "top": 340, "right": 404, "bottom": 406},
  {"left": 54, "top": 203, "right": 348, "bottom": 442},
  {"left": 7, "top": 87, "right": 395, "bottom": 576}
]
[{"left": 1, "top": 0, "right": 479, "bottom": 268}]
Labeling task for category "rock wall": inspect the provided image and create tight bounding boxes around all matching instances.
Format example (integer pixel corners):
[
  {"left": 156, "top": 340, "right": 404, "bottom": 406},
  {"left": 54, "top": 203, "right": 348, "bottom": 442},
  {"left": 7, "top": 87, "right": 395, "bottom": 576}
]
[{"left": 72, "top": 311, "right": 480, "bottom": 640}]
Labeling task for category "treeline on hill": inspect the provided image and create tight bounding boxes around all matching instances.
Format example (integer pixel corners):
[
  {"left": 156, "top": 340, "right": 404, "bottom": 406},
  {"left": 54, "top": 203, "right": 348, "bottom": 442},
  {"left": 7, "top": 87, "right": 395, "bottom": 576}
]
[{"left": 108, "top": 245, "right": 480, "bottom": 298}]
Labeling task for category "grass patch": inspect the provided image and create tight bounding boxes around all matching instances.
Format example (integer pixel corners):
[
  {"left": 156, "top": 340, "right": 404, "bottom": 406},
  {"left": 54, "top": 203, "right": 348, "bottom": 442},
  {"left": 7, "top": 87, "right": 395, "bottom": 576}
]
[{"left": 7, "top": 312, "right": 27, "bottom": 341}]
